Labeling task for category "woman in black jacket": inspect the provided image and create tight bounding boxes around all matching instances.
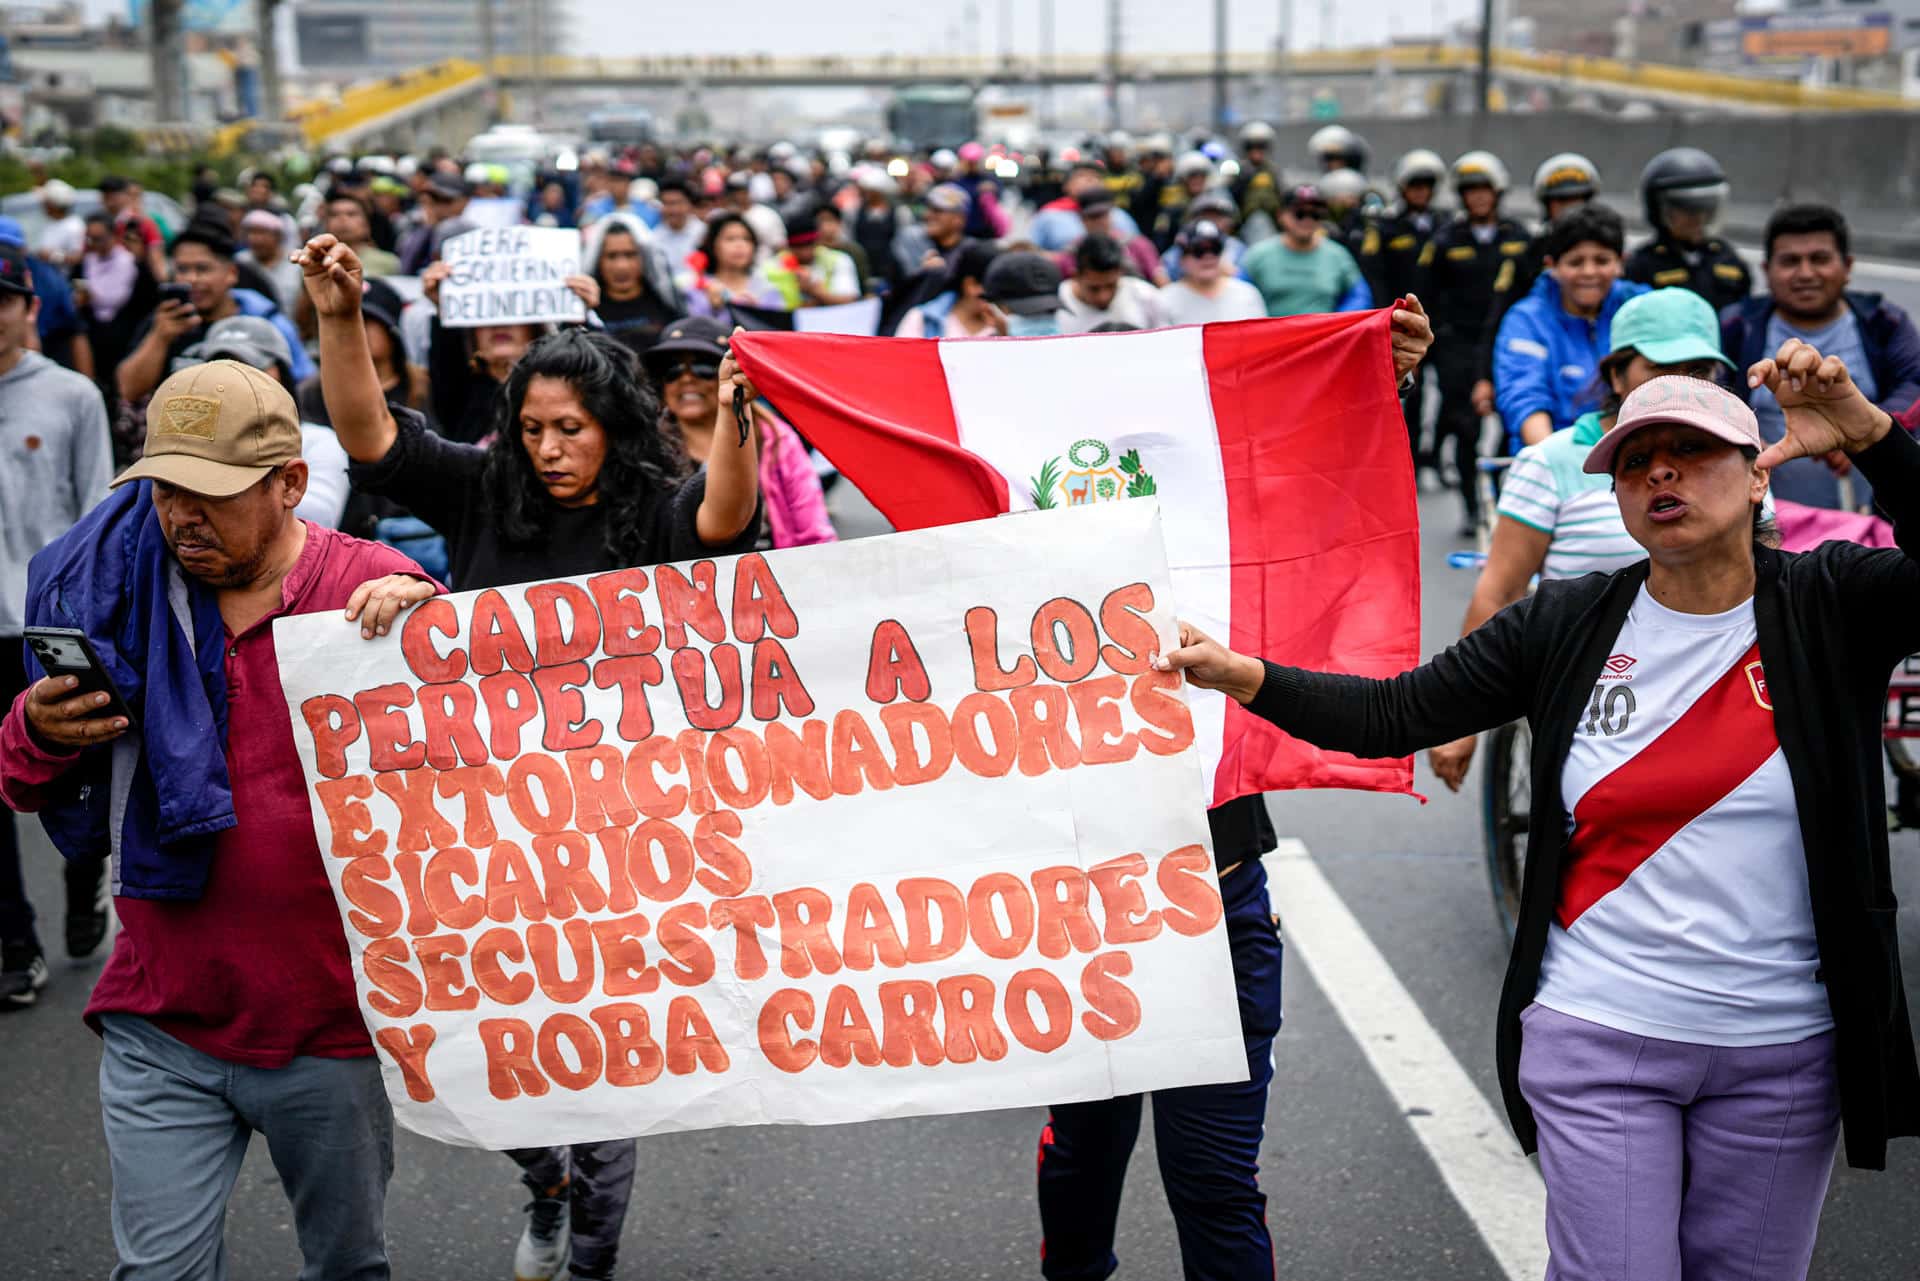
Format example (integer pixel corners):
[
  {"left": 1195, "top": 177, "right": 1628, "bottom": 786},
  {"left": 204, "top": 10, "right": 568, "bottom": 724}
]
[{"left": 1158, "top": 341, "right": 1919, "bottom": 1281}]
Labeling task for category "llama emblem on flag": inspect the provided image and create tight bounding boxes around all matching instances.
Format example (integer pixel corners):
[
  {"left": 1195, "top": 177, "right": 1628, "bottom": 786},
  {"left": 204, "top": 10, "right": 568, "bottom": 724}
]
[{"left": 1029, "top": 438, "right": 1157, "bottom": 509}]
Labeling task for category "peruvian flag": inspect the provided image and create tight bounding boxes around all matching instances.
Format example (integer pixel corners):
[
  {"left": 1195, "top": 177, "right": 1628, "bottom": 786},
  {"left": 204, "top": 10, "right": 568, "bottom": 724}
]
[{"left": 730, "top": 309, "right": 1421, "bottom": 804}]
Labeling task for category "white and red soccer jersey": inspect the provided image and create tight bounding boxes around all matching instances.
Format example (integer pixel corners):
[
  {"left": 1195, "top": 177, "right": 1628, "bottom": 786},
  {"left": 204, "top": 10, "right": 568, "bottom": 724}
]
[{"left": 1535, "top": 587, "right": 1833, "bottom": 1046}]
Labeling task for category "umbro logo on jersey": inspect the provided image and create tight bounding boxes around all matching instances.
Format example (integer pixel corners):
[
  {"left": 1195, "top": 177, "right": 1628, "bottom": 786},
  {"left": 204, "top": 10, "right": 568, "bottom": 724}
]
[{"left": 1601, "top": 654, "right": 1637, "bottom": 681}]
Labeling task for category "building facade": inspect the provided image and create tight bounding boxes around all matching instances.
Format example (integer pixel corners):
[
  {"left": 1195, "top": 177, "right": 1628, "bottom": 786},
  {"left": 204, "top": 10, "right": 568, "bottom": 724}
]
[
  {"left": 291, "top": 0, "right": 569, "bottom": 73},
  {"left": 1512, "top": 0, "right": 1741, "bottom": 63}
]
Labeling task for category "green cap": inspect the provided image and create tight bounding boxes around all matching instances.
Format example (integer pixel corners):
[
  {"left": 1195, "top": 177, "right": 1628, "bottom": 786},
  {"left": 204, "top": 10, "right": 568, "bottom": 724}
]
[{"left": 1608, "top": 287, "right": 1735, "bottom": 370}]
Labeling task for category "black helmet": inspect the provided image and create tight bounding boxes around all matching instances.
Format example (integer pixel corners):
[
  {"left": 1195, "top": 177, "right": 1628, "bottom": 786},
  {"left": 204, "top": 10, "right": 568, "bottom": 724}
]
[{"left": 1639, "top": 147, "right": 1729, "bottom": 230}]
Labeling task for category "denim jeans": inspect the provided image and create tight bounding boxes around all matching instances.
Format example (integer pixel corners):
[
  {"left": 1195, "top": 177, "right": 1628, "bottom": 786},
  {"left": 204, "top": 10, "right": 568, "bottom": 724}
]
[{"left": 97, "top": 1014, "right": 394, "bottom": 1281}]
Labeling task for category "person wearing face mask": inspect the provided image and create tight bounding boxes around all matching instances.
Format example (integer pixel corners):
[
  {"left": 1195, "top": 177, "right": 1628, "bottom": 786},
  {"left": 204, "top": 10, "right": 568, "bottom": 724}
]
[
  {"left": 1626, "top": 148, "right": 1751, "bottom": 314},
  {"left": 1721, "top": 204, "right": 1920, "bottom": 511},
  {"left": 1158, "top": 220, "right": 1265, "bottom": 326},
  {"left": 981, "top": 250, "right": 1067, "bottom": 337},
  {"left": 1494, "top": 204, "right": 1649, "bottom": 452},
  {"left": 306, "top": 234, "right": 763, "bottom": 1280},
  {"left": 642, "top": 317, "right": 835, "bottom": 549},
  {"left": 581, "top": 212, "right": 686, "bottom": 354}
]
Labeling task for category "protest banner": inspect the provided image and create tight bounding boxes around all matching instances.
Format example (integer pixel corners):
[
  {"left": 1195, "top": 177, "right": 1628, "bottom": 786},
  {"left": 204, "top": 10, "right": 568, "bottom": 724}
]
[
  {"left": 439, "top": 226, "right": 586, "bottom": 328},
  {"left": 791, "top": 296, "right": 882, "bottom": 337},
  {"left": 275, "top": 501, "right": 1247, "bottom": 1149}
]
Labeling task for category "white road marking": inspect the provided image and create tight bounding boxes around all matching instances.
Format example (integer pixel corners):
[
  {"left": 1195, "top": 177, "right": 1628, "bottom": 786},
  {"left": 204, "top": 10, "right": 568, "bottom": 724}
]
[{"left": 1264, "top": 838, "right": 1550, "bottom": 1281}]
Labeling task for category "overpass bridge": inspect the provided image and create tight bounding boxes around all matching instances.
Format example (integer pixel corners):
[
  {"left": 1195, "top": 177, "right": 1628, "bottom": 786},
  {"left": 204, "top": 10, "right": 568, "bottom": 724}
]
[
  {"left": 280, "top": 43, "right": 1915, "bottom": 154},
  {"left": 482, "top": 44, "right": 1914, "bottom": 115}
]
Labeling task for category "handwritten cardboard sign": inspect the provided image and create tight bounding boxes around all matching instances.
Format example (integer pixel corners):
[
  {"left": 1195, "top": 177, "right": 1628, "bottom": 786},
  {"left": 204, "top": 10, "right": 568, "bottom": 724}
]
[
  {"left": 438, "top": 225, "right": 585, "bottom": 328},
  {"left": 274, "top": 501, "right": 1246, "bottom": 1148}
]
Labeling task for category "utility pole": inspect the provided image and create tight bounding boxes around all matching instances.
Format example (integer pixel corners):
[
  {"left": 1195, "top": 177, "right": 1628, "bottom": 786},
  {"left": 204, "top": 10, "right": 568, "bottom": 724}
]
[
  {"left": 1212, "top": 0, "right": 1228, "bottom": 132},
  {"left": 479, "top": 0, "right": 496, "bottom": 77},
  {"left": 1044, "top": 0, "right": 1059, "bottom": 130},
  {"left": 1105, "top": 0, "right": 1121, "bottom": 132},
  {"left": 1274, "top": 0, "right": 1290, "bottom": 118},
  {"left": 527, "top": 0, "right": 546, "bottom": 126},
  {"left": 255, "top": 0, "right": 284, "bottom": 121},
  {"left": 148, "top": 0, "right": 186, "bottom": 122},
  {"left": 1475, "top": 0, "right": 1493, "bottom": 135}
]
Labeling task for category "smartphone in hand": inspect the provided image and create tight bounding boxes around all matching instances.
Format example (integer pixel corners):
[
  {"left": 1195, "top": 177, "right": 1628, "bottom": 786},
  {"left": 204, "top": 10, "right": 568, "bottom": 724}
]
[{"left": 23, "top": 628, "right": 137, "bottom": 730}]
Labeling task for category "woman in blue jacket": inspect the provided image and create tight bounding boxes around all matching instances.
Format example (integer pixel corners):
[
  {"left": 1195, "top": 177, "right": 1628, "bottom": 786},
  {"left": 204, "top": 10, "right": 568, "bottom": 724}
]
[{"left": 1493, "top": 205, "right": 1648, "bottom": 453}]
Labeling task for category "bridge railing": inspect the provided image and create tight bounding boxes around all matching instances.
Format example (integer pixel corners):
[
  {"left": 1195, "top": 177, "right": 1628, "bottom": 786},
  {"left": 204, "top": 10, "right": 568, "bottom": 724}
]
[
  {"left": 481, "top": 43, "right": 1914, "bottom": 112},
  {"left": 289, "top": 59, "right": 488, "bottom": 148}
]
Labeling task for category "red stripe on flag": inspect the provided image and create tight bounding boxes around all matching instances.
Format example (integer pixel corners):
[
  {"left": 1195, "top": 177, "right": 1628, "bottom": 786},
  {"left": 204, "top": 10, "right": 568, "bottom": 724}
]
[
  {"left": 731, "top": 332, "right": 1011, "bottom": 531},
  {"left": 1558, "top": 643, "right": 1778, "bottom": 928},
  {"left": 1202, "top": 310, "right": 1421, "bottom": 802}
]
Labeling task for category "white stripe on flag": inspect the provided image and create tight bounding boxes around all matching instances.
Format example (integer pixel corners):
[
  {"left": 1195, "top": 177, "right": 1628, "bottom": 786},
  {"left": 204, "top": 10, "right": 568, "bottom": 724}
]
[{"left": 936, "top": 328, "right": 1232, "bottom": 796}]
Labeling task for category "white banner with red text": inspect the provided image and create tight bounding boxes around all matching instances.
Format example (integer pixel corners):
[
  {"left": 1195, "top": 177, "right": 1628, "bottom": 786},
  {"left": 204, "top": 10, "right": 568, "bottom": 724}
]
[{"left": 274, "top": 500, "right": 1246, "bottom": 1149}]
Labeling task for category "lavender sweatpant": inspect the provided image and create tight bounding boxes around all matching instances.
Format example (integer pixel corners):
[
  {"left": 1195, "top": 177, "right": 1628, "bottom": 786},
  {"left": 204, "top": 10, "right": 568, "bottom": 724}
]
[{"left": 1517, "top": 1002, "right": 1841, "bottom": 1281}]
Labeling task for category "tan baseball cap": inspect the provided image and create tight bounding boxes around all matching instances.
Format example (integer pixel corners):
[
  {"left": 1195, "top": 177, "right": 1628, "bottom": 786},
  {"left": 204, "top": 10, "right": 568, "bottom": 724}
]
[{"left": 112, "top": 359, "right": 302, "bottom": 498}]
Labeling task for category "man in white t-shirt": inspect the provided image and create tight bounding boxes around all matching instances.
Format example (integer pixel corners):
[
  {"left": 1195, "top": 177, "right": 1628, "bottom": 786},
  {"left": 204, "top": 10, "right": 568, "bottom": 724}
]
[
  {"left": 1056, "top": 232, "right": 1168, "bottom": 334},
  {"left": 34, "top": 181, "right": 85, "bottom": 266},
  {"left": 1159, "top": 220, "right": 1266, "bottom": 327}
]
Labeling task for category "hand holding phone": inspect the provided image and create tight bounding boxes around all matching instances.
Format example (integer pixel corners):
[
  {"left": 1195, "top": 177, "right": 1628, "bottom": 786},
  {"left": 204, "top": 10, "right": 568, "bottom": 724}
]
[{"left": 22, "top": 628, "right": 135, "bottom": 750}]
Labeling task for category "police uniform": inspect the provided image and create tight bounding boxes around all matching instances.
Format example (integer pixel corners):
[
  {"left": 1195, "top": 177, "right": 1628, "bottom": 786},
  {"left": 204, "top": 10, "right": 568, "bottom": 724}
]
[
  {"left": 1359, "top": 204, "right": 1444, "bottom": 463},
  {"left": 1231, "top": 165, "right": 1282, "bottom": 226},
  {"left": 1476, "top": 226, "right": 1552, "bottom": 383},
  {"left": 1624, "top": 233, "right": 1751, "bottom": 313},
  {"left": 1417, "top": 213, "right": 1532, "bottom": 522},
  {"left": 1102, "top": 168, "right": 1144, "bottom": 213},
  {"left": 1152, "top": 186, "right": 1195, "bottom": 252}
]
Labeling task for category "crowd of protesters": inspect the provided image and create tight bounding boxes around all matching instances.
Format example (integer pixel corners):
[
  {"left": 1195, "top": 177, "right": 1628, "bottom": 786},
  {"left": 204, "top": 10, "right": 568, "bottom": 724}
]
[{"left": 0, "top": 117, "right": 1913, "bottom": 1281}]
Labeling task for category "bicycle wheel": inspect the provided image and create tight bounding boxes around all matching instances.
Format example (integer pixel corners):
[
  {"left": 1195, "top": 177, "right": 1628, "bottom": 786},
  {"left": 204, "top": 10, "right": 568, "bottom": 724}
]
[{"left": 1481, "top": 719, "right": 1533, "bottom": 943}]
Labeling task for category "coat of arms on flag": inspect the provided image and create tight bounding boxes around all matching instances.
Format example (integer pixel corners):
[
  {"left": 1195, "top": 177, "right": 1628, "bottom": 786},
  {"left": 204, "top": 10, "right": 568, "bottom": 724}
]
[
  {"left": 730, "top": 311, "right": 1422, "bottom": 805},
  {"left": 1030, "top": 439, "right": 1157, "bottom": 509}
]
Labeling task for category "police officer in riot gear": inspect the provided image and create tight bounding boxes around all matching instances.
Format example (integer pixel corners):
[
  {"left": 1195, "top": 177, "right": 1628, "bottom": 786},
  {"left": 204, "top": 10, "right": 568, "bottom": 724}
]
[
  {"left": 1471, "top": 152, "right": 1603, "bottom": 415},
  {"left": 1625, "top": 147, "right": 1751, "bottom": 311},
  {"left": 1308, "top": 124, "right": 1369, "bottom": 174},
  {"left": 1130, "top": 134, "right": 1174, "bottom": 236},
  {"left": 1418, "top": 151, "right": 1531, "bottom": 529},
  {"left": 1232, "top": 121, "right": 1282, "bottom": 231},
  {"left": 1362, "top": 149, "right": 1446, "bottom": 304},
  {"left": 1360, "top": 149, "right": 1449, "bottom": 465},
  {"left": 1154, "top": 151, "right": 1217, "bottom": 251},
  {"left": 1318, "top": 167, "right": 1373, "bottom": 258}
]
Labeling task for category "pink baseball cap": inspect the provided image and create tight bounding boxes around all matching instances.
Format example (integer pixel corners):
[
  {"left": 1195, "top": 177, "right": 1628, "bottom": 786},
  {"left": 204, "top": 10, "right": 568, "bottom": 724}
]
[
  {"left": 1582, "top": 375, "right": 1764, "bottom": 475},
  {"left": 958, "top": 141, "right": 987, "bottom": 163}
]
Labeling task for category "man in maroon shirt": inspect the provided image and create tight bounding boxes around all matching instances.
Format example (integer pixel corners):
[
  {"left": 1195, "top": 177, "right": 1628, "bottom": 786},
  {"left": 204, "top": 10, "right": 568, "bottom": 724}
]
[{"left": 0, "top": 359, "right": 435, "bottom": 1280}]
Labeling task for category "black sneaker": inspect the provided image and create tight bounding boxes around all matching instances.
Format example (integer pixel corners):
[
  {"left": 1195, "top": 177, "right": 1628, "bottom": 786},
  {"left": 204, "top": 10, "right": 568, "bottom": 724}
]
[
  {"left": 63, "top": 857, "right": 109, "bottom": 962},
  {"left": 0, "top": 942, "right": 49, "bottom": 1011}
]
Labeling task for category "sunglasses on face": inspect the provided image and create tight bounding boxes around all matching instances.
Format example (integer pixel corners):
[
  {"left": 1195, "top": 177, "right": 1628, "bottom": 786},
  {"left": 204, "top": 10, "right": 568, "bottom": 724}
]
[
  {"left": 661, "top": 358, "right": 720, "bottom": 382},
  {"left": 1186, "top": 244, "right": 1224, "bottom": 259}
]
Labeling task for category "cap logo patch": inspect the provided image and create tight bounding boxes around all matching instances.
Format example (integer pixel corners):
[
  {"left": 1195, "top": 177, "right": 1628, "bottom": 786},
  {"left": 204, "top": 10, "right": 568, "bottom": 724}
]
[{"left": 160, "top": 395, "right": 220, "bottom": 439}]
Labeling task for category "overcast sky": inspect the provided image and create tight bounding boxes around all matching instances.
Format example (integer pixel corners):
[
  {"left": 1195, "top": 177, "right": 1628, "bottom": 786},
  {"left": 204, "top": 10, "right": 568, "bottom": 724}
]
[{"left": 565, "top": 3, "right": 1484, "bottom": 58}]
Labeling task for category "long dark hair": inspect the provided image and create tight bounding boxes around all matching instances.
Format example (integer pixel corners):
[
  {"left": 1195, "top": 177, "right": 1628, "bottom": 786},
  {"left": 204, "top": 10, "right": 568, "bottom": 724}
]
[
  {"left": 482, "top": 328, "right": 690, "bottom": 565},
  {"left": 702, "top": 211, "right": 759, "bottom": 271}
]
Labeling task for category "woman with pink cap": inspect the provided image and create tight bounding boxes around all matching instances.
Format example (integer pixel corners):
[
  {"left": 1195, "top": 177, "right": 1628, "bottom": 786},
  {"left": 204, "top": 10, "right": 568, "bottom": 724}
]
[{"left": 1154, "top": 340, "right": 1920, "bottom": 1279}]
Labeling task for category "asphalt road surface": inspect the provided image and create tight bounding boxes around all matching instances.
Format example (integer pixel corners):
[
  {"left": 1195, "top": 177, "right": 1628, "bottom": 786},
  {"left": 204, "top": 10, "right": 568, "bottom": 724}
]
[{"left": 7, "top": 322, "right": 1920, "bottom": 1279}]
